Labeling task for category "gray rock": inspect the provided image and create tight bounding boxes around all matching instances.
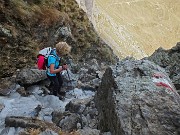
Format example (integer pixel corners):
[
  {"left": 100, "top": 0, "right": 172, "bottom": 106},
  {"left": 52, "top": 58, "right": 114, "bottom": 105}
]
[
  {"left": 0, "top": 77, "right": 16, "bottom": 96},
  {"left": 35, "top": 95, "right": 65, "bottom": 112},
  {"left": 65, "top": 98, "right": 92, "bottom": 113},
  {"left": 0, "top": 127, "right": 16, "bottom": 135},
  {"left": 77, "top": 59, "right": 106, "bottom": 90},
  {"left": 59, "top": 113, "right": 81, "bottom": 132},
  {"left": 81, "top": 114, "right": 88, "bottom": 127},
  {"left": 16, "top": 86, "right": 28, "bottom": 96},
  {"left": 55, "top": 26, "right": 72, "bottom": 39},
  {"left": 96, "top": 58, "right": 180, "bottom": 135},
  {"left": 76, "top": 127, "right": 100, "bottom": 135},
  {"left": 16, "top": 68, "right": 47, "bottom": 86},
  {"left": 0, "top": 24, "right": 12, "bottom": 37},
  {"left": 51, "top": 111, "right": 65, "bottom": 125},
  {"left": 77, "top": 122, "right": 82, "bottom": 129},
  {"left": 61, "top": 69, "right": 78, "bottom": 88},
  {"left": 147, "top": 42, "right": 180, "bottom": 92}
]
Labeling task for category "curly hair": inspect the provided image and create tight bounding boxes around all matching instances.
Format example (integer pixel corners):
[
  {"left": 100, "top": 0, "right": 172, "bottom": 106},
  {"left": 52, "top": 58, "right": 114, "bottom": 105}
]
[{"left": 56, "top": 42, "right": 71, "bottom": 56}]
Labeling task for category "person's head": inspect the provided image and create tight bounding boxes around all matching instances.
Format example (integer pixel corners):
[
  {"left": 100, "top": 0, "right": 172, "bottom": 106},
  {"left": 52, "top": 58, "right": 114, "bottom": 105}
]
[{"left": 55, "top": 42, "right": 71, "bottom": 57}]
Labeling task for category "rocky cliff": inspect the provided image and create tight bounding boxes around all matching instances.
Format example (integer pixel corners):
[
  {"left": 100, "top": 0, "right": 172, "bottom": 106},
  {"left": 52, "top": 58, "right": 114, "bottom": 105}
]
[
  {"left": 96, "top": 58, "right": 180, "bottom": 135},
  {"left": 146, "top": 42, "right": 180, "bottom": 94},
  {"left": 76, "top": 0, "right": 180, "bottom": 59}
]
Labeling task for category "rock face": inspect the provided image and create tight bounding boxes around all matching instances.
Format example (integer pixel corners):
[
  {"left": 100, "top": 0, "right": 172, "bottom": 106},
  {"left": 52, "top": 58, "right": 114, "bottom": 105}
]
[
  {"left": 77, "top": 0, "right": 180, "bottom": 59},
  {"left": 96, "top": 58, "right": 180, "bottom": 135},
  {"left": 16, "top": 68, "right": 47, "bottom": 86},
  {"left": 147, "top": 42, "right": 180, "bottom": 94},
  {"left": 0, "top": 77, "right": 16, "bottom": 95}
]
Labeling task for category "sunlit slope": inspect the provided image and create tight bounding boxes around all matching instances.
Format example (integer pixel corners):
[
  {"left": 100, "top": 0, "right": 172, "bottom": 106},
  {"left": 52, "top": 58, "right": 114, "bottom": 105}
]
[{"left": 91, "top": 0, "right": 180, "bottom": 59}]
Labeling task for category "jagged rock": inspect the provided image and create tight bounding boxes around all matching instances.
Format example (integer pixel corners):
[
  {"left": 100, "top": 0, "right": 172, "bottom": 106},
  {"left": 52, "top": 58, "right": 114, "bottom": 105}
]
[
  {"left": 85, "top": 114, "right": 97, "bottom": 129},
  {"left": 59, "top": 113, "right": 81, "bottom": 132},
  {"left": 147, "top": 42, "right": 180, "bottom": 93},
  {"left": 0, "top": 63, "right": 98, "bottom": 133},
  {"left": 0, "top": 77, "right": 16, "bottom": 95},
  {"left": 55, "top": 26, "right": 72, "bottom": 39},
  {"left": 81, "top": 101, "right": 98, "bottom": 128},
  {"left": 96, "top": 58, "right": 180, "bottom": 135},
  {"left": 52, "top": 111, "right": 66, "bottom": 126},
  {"left": 77, "top": 60, "right": 106, "bottom": 90},
  {"left": 16, "top": 68, "right": 47, "bottom": 86},
  {"left": 61, "top": 69, "right": 78, "bottom": 89},
  {"left": 16, "top": 86, "right": 28, "bottom": 96},
  {"left": 65, "top": 97, "right": 92, "bottom": 113},
  {"left": 78, "top": 68, "right": 96, "bottom": 83}
]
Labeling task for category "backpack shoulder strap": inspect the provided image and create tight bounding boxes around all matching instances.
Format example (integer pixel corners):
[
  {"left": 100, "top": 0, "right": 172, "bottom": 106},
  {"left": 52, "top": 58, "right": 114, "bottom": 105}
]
[
  {"left": 46, "top": 54, "right": 57, "bottom": 68},
  {"left": 46, "top": 54, "right": 56, "bottom": 59}
]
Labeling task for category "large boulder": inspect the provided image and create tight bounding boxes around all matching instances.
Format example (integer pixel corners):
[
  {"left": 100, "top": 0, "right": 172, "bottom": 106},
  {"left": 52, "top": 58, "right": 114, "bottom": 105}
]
[
  {"left": 16, "top": 68, "right": 47, "bottom": 86},
  {"left": 96, "top": 58, "right": 180, "bottom": 135}
]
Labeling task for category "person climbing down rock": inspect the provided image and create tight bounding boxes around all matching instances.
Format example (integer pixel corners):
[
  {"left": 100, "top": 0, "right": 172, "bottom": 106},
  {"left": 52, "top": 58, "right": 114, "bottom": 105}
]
[{"left": 46, "top": 42, "right": 71, "bottom": 99}]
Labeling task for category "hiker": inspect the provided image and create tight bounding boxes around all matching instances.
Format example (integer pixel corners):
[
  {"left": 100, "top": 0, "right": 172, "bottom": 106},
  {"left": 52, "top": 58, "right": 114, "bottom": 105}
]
[{"left": 46, "top": 42, "right": 71, "bottom": 97}]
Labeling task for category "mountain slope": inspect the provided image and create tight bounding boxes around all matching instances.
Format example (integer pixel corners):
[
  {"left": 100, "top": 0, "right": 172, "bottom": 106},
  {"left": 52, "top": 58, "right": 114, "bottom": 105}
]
[
  {"left": 0, "top": 0, "right": 117, "bottom": 78},
  {"left": 77, "top": 0, "right": 180, "bottom": 59}
]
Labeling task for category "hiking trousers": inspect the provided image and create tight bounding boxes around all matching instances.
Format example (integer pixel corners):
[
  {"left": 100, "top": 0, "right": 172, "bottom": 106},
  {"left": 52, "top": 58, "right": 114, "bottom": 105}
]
[{"left": 47, "top": 73, "right": 63, "bottom": 96}]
